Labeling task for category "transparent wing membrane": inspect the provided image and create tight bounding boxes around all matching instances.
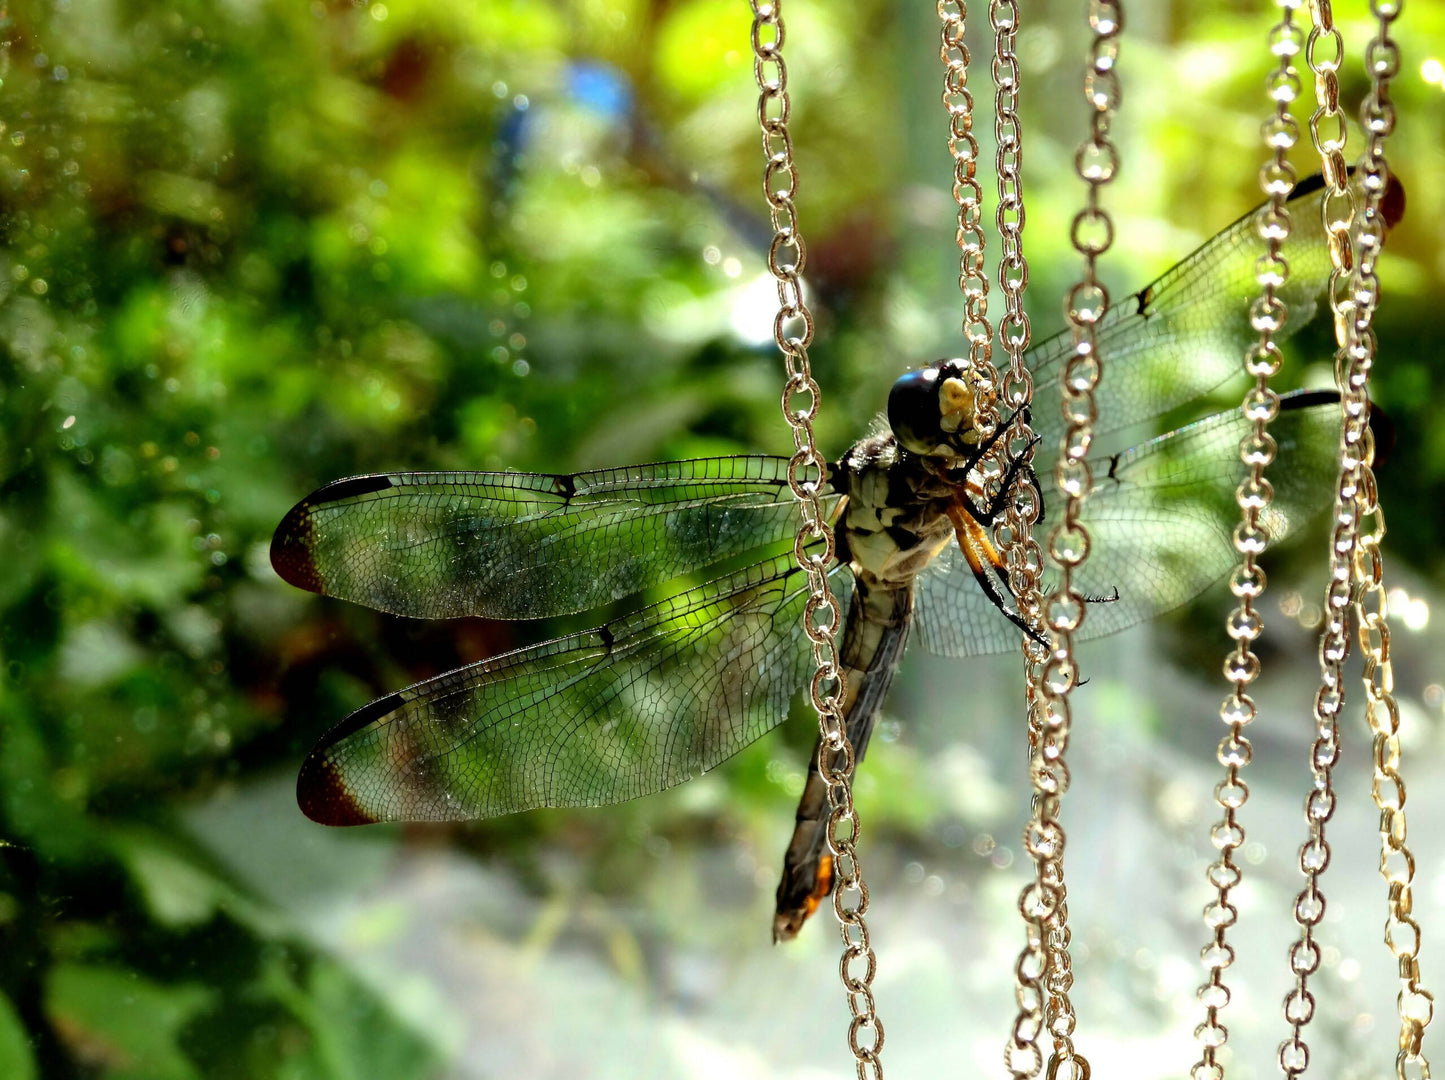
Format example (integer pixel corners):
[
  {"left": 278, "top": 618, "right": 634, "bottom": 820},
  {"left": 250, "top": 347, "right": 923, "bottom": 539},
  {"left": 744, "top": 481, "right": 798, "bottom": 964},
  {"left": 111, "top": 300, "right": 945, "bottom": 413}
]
[
  {"left": 278, "top": 182, "right": 1353, "bottom": 824},
  {"left": 914, "top": 390, "right": 1342, "bottom": 657},
  {"left": 297, "top": 555, "right": 851, "bottom": 824},
  {"left": 1025, "top": 177, "right": 1332, "bottom": 449},
  {"left": 272, "top": 457, "right": 825, "bottom": 620}
]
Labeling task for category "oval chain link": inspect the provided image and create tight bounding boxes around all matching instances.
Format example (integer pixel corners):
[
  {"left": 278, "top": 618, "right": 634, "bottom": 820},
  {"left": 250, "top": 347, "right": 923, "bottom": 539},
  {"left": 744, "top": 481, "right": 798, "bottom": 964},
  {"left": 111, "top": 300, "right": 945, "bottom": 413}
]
[
  {"left": 749, "top": 4, "right": 884, "bottom": 1077},
  {"left": 1294, "top": 4, "right": 1430, "bottom": 1079},
  {"left": 938, "top": 0, "right": 999, "bottom": 434},
  {"left": 1003, "top": 5, "right": 1122, "bottom": 1080},
  {"left": 994, "top": 2, "right": 1080, "bottom": 1078},
  {"left": 1189, "top": 6, "right": 1303, "bottom": 1080},
  {"left": 1341, "top": 5, "right": 1433, "bottom": 1077},
  {"left": 1277, "top": 5, "right": 1356, "bottom": 1073}
]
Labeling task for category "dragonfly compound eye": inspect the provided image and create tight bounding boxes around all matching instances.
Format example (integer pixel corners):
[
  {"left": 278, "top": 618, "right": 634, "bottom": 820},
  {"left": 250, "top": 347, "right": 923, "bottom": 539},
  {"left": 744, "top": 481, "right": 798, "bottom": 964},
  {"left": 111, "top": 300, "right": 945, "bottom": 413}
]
[
  {"left": 887, "top": 365, "right": 945, "bottom": 455},
  {"left": 888, "top": 361, "right": 989, "bottom": 456}
]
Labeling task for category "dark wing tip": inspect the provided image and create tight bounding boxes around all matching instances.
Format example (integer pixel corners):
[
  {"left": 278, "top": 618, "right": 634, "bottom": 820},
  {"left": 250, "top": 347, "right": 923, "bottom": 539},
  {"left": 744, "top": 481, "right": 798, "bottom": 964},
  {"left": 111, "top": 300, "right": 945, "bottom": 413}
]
[
  {"left": 271, "top": 475, "right": 393, "bottom": 594},
  {"left": 270, "top": 499, "right": 323, "bottom": 593},
  {"left": 1370, "top": 402, "right": 1396, "bottom": 470},
  {"left": 296, "top": 692, "right": 404, "bottom": 826},
  {"left": 296, "top": 753, "right": 376, "bottom": 826},
  {"left": 1383, "top": 174, "right": 1406, "bottom": 232}
]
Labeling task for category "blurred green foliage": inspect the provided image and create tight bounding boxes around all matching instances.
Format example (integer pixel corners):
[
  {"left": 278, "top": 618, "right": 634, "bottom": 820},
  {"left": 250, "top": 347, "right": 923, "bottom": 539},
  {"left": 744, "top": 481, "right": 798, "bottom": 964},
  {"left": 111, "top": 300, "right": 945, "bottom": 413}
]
[{"left": 1, "top": 0, "right": 1442, "bottom": 1076}]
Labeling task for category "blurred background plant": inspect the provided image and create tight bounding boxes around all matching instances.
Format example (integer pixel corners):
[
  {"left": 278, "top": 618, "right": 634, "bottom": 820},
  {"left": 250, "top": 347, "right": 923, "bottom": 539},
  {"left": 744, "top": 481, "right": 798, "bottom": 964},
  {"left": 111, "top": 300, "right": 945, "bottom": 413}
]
[{"left": 1, "top": 1, "right": 1443, "bottom": 1078}]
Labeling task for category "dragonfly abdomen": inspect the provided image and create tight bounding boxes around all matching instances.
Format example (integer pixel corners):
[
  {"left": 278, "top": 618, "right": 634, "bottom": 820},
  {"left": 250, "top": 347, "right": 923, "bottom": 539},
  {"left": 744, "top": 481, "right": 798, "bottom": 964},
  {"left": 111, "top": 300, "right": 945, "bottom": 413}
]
[{"left": 773, "top": 581, "right": 913, "bottom": 942}]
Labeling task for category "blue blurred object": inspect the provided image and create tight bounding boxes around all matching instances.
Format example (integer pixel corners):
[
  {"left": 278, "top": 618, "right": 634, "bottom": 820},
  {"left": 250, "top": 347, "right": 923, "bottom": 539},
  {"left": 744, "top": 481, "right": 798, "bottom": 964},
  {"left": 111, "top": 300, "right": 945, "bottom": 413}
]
[{"left": 566, "top": 61, "right": 634, "bottom": 122}]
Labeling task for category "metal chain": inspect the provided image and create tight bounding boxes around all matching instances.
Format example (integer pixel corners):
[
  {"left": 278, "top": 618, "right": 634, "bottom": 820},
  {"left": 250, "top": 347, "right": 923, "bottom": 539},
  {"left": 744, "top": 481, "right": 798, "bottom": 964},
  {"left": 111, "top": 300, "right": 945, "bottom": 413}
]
[
  {"left": 1003, "top": 5, "right": 1122, "bottom": 1080},
  {"left": 990, "top": 0, "right": 1044, "bottom": 658},
  {"left": 1346, "top": 7, "right": 1434, "bottom": 1077},
  {"left": 1293, "top": 4, "right": 1432, "bottom": 1078},
  {"left": 1275, "top": 8, "right": 1357, "bottom": 1073},
  {"left": 749, "top": 4, "right": 883, "bottom": 1077},
  {"left": 938, "top": 0, "right": 999, "bottom": 433},
  {"left": 990, "top": 2, "right": 1083, "bottom": 1078},
  {"left": 1188, "top": 7, "right": 1304, "bottom": 1080}
]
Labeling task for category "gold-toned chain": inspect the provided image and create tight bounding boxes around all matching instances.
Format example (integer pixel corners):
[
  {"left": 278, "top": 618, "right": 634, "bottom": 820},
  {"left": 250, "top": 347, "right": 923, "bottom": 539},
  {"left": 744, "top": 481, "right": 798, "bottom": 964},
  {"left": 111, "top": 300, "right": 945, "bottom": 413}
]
[
  {"left": 938, "top": 0, "right": 998, "bottom": 432},
  {"left": 1190, "top": 7, "right": 1304, "bottom": 1080},
  {"left": 1276, "top": 8, "right": 1356, "bottom": 1073},
  {"left": 1347, "top": 6, "right": 1434, "bottom": 1077},
  {"left": 749, "top": 4, "right": 884, "bottom": 1077},
  {"left": 1295, "top": 4, "right": 1432, "bottom": 1078},
  {"left": 989, "top": 3, "right": 1082, "bottom": 1078},
  {"left": 1002, "top": 6, "right": 1122, "bottom": 1080},
  {"left": 990, "top": 0, "right": 1042, "bottom": 645}
]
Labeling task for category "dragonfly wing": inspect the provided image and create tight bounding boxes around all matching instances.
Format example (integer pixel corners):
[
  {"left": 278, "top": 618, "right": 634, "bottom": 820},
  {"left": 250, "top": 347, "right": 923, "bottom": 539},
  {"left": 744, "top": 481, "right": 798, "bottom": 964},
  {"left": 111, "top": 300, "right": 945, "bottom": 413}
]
[
  {"left": 297, "top": 553, "right": 853, "bottom": 824},
  {"left": 914, "top": 390, "right": 1341, "bottom": 657},
  {"left": 1025, "top": 176, "right": 1334, "bottom": 452},
  {"left": 271, "top": 456, "right": 829, "bottom": 619}
]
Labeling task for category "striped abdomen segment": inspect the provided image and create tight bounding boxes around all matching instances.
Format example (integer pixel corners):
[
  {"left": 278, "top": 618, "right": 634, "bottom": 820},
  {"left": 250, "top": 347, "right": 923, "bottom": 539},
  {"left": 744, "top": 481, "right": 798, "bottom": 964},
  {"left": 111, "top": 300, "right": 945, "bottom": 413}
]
[{"left": 772, "top": 581, "right": 912, "bottom": 942}]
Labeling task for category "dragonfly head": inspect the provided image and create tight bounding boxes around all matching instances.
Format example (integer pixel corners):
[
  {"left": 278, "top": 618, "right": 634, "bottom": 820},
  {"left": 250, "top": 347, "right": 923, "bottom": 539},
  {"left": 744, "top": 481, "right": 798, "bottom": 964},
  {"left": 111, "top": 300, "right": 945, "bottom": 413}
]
[{"left": 887, "top": 359, "right": 997, "bottom": 459}]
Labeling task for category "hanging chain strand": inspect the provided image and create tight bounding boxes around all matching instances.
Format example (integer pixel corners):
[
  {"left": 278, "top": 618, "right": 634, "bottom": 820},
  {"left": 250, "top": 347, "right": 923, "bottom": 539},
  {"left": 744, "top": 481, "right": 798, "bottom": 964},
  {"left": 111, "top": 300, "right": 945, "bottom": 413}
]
[
  {"left": 1276, "top": 6, "right": 1357, "bottom": 1074},
  {"left": 991, "top": 2, "right": 1082, "bottom": 1078},
  {"left": 749, "top": 4, "right": 884, "bottom": 1077},
  {"left": 1269, "top": 6, "right": 1338, "bottom": 1071},
  {"left": 1190, "top": 6, "right": 1303, "bottom": 1080},
  {"left": 1003, "top": 6, "right": 1121, "bottom": 1080},
  {"left": 990, "top": 0, "right": 1045, "bottom": 664},
  {"left": 1295, "top": 4, "right": 1433, "bottom": 1078},
  {"left": 1347, "top": 6, "right": 1434, "bottom": 1077},
  {"left": 939, "top": 0, "right": 998, "bottom": 431}
]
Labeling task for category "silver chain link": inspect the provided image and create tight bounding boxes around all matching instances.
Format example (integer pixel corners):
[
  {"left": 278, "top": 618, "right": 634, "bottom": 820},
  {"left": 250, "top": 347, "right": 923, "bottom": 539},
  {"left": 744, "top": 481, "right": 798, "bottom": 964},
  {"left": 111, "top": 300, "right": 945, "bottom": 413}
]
[
  {"left": 1002, "top": 5, "right": 1122, "bottom": 1080},
  {"left": 1189, "top": 6, "right": 1304, "bottom": 1080},
  {"left": 749, "top": 4, "right": 883, "bottom": 1076},
  {"left": 939, "top": 0, "right": 999, "bottom": 434},
  {"left": 1342, "top": 5, "right": 1434, "bottom": 1077}
]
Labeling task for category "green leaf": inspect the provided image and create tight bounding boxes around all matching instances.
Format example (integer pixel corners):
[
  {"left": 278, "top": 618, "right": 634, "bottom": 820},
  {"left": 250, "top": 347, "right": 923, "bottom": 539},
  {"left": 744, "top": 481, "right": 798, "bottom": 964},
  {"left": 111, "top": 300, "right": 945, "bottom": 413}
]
[
  {"left": 44, "top": 964, "right": 215, "bottom": 1080},
  {"left": 0, "top": 989, "right": 38, "bottom": 1080}
]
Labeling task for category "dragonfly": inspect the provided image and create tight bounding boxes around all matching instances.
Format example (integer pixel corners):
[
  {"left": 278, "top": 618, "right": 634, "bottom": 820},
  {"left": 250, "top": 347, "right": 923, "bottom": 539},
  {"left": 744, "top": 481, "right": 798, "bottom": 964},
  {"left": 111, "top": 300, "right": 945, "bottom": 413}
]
[{"left": 271, "top": 175, "right": 1395, "bottom": 942}]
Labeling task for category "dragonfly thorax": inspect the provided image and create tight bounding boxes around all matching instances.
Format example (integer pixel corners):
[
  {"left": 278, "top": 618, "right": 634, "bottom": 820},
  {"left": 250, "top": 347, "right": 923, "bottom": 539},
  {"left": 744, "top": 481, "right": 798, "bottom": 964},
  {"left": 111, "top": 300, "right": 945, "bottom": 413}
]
[{"left": 834, "top": 433, "right": 956, "bottom": 588}]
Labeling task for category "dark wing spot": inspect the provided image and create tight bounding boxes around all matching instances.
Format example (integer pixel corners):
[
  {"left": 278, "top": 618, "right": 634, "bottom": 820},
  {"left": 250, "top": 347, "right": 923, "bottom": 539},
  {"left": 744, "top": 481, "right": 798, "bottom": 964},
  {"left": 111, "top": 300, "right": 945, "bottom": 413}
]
[
  {"left": 296, "top": 753, "right": 376, "bottom": 826},
  {"left": 308, "top": 474, "right": 394, "bottom": 503},
  {"left": 1136, "top": 285, "right": 1154, "bottom": 317},
  {"left": 551, "top": 474, "right": 576, "bottom": 499},
  {"left": 597, "top": 623, "right": 615, "bottom": 650},
  {"left": 1291, "top": 171, "right": 1329, "bottom": 200},
  {"left": 272, "top": 476, "right": 394, "bottom": 594},
  {"left": 1382, "top": 175, "right": 1406, "bottom": 232},
  {"left": 296, "top": 692, "right": 405, "bottom": 826},
  {"left": 1370, "top": 403, "right": 1396, "bottom": 469},
  {"left": 271, "top": 501, "right": 322, "bottom": 592},
  {"left": 1278, "top": 388, "right": 1340, "bottom": 413}
]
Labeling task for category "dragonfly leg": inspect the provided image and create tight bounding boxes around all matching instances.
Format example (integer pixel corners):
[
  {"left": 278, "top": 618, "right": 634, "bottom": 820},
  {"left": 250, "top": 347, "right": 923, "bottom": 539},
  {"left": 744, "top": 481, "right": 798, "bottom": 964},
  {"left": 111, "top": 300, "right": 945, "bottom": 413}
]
[
  {"left": 945, "top": 403, "right": 1027, "bottom": 479},
  {"left": 946, "top": 504, "right": 1047, "bottom": 648},
  {"left": 965, "top": 432, "right": 1045, "bottom": 527}
]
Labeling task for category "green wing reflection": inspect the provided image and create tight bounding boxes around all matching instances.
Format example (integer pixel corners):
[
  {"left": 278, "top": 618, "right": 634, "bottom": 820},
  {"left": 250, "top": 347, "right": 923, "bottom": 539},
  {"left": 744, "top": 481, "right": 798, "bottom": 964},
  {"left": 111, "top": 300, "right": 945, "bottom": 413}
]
[
  {"left": 1025, "top": 175, "right": 1335, "bottom": 448},
  {"left": 297, "top": 554, "right": 850, "bottom": 825},
  {"left": 913, "top": 389, "right": 1342, "bottom": 657},
  {"left": 271, "top": 457, "right": 827, "bottom": 620}
]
